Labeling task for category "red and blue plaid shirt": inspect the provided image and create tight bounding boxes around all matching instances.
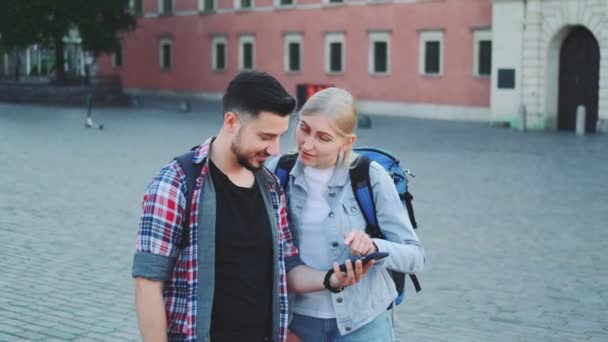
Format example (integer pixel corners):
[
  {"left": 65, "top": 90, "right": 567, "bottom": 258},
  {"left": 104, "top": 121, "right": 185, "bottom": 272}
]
[{"left": 134, "top": 138, "right": 298, "bottom": 341}]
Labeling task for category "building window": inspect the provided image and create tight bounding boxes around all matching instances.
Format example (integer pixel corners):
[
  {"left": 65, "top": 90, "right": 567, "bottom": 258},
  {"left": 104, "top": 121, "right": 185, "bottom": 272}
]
[
  {"left": 235, "top": 0, "right": 254, "bottom": 10},
  {"left": 200, "top": 0, "right": 216, "bottom": 12},
  {"left": 159, "top": 39, "right": 172, "bottom": 70},
  {"left": 326, "top": 0, "right": 344, "bottom": 4},
  {"left": 325, "top": 32, "right": 345, "bottom": 74},
  {"left": 474, "top": 29, "right": 492, "bottom": 77},
  {"left": 369, "top": 32, "right": 390, "bottom": 75},
  {"left": 159, "top": 0, "right": 173, "bottom": 15},
  {"left": 130, "top": 0, "right": 144, "bottom": 16},
  {"left": 419, "top": 30, "right": 443, "bottom": 76},
  {"left": 284, "top": 33, "right": 302, "bottom": 72},
  {"left": 276, "top": 0, "right": 295, "bottom": 6},
  {"left": 112, "top": 44, "right": 123, "bottom": 68},
  {"left": 212, "top": 36, "right": 227, "bottom": 71},
  {"left": 239, "top": 35, "right": 255, "bottom": 70}
]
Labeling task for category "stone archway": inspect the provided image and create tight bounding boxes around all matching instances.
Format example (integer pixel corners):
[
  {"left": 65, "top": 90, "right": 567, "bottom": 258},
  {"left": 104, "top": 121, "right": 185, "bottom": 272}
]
[{"left": 557, "top": 26, "right": 600, "bottom": 132}]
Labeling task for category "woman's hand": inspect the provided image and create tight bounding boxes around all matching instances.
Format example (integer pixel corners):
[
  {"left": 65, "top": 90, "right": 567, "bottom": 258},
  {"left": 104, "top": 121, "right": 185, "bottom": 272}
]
[
  {"left": 329, "top": 258, "right": 375, "bottom": 289},
  {"left": 344, "top": 230, "right": 377, "bottom": 256}
]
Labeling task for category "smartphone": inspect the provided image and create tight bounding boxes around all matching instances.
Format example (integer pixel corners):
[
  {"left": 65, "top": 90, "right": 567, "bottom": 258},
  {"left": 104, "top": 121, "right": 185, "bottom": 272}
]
[{"left": 337, "top": 251, "right": 389, "bottom": 273}]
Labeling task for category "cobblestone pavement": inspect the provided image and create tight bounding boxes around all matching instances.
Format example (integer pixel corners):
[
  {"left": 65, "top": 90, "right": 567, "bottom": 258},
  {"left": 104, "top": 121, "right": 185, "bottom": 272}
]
[{"left": 1, "top": 100, "right": 607, "bottom": 341}]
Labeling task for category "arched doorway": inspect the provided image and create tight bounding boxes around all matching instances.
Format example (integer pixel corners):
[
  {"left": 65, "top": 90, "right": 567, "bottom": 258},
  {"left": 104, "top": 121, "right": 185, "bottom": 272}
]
[{"left": 558, "top": 26, "right": 600, "bottom": 133}]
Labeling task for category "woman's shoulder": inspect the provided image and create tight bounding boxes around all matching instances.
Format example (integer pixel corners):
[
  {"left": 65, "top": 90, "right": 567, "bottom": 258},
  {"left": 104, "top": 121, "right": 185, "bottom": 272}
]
[{"left": 367, "top": 160, "right": 391, "bottom": 182}]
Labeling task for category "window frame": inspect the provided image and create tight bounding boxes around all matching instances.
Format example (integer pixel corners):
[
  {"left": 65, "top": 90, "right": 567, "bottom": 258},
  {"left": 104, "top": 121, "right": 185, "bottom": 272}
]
[
  {"left": 473, "top": 29, "right": 492, "bottom": 78},
  {"left": 212, "top": 36, "right": 227, "bottom": 71},
  {"left": 112, "top": 44, "right": 123, "bottom": 69},
  {"left": 235, "top": 0, "right": 254, "bottom": 10},
  {"left": 275, "top": 0, "right": 295, "bottom": 7},
  {"left": 325, "top": 32, "right": 345, "bottom": 74},
  {"left": 199, "top": 0, "right": 217, "bottom": 12},
  {"left": 284, "top": 33, "right": 303, "bottom": 73},
  {"left": 159, "top": 38, "right": 173, "bottom": 70},
  {"left": 238, "top": 35, "right": 256, "bottom": 71},
  {"left": 368, "top": 31, "right": 391, "bottom": 75},
  {"left": 418, "top": 30, "right": 444, "bottom": 77}
]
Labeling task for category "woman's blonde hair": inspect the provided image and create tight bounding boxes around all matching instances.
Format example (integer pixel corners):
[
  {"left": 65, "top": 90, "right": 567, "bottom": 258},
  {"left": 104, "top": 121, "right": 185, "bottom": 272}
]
[{"left": 299, "top": 87, "right": 357, "bottom": 165}]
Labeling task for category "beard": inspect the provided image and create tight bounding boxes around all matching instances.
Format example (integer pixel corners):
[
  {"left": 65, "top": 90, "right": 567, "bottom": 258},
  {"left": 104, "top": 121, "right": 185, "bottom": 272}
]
[{"left": 231, "top": 132, "right": 268, "bottom": 171}]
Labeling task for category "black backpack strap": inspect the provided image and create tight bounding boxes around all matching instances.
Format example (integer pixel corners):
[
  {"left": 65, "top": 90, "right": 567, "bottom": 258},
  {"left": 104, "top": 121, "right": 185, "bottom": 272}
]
[
  {"left": 275, "top": 153, "right": 298, "bottom": 190},
  {"left": 402, "top": 192, "right": 418, "bottom": 229},
  {"left": 174, "top": 150, "right": 203, "bottom": 250}
]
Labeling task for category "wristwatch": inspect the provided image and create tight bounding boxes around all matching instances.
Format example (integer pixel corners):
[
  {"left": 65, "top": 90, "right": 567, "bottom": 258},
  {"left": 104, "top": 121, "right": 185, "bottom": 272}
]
[{"left": 323, "top": 269, "right": 345, "bottom": 293}]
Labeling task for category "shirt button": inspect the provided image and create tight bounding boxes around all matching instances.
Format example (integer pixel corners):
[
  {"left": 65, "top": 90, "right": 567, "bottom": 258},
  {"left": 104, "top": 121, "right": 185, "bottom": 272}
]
[
  {"left": 328, "top": 212, "right": 334, "bottom": 218},
  {"left": 336, "top": 297, "right": 343, "bottom": 303},
  {"left": 350, "top": 206, "right": 357, "bottom": 213},
  {"left": 331, "top": 242, "right": 339, "bottom": 248},
  {"left": 345, "top": 326, "right": 352, "bottom": 332}
]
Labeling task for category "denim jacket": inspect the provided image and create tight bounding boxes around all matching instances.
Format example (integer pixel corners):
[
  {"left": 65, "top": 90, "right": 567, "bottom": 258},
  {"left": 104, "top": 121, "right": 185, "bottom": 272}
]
[{"left": 267, "top": 155, "right": 425, "bottom": 335}]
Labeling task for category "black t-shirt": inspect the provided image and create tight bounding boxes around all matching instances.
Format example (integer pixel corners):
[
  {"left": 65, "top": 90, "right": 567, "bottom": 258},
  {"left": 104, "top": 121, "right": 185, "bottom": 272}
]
[{"left": 209, "top": 161, "right": 273, "bottom": 342}]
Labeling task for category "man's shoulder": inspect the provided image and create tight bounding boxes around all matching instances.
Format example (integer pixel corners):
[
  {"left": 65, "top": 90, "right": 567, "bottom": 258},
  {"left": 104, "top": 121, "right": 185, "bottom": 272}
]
[{"left": 148, "top": 159, "right": 187, "bottom": 193}]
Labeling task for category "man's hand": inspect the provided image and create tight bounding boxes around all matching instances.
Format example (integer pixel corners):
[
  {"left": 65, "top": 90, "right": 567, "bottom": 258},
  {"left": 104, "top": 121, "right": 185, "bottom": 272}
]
[
  {"left": 329, "top": 258, "right": 376, "bottom": 289},
  {"left": 344, "top": 230, "right": 377, "bottom": 256}
]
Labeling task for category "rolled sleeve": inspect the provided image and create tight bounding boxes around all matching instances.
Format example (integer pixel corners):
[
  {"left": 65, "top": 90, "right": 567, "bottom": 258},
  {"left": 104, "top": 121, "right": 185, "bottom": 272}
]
[
  {"left": 132, "top": 251, "right": 177, "bottom": 280},
  {"left": 133, "top": 161, "right": 187, "bottom": 278},
  {"left": 284, "top": 255, "right": 305, "bottom": 273}
]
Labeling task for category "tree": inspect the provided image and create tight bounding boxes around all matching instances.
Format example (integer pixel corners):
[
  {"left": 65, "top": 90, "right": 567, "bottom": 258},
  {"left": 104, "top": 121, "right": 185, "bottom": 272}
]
[
  {"left": 0, "top": 1, "right": 44, "bottom": 81},
  {"left": 0, "top": 0, "right": 136, "bottom": 84}
]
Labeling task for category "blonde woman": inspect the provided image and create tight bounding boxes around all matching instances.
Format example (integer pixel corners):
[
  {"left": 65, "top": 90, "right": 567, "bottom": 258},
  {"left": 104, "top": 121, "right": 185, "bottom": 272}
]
[{"left": 268, "top": 87, "right": 425, "bottom": 342}]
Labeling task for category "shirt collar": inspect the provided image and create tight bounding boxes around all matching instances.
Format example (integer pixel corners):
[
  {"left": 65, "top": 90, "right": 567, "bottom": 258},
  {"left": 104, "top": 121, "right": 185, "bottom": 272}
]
[{"left": 290, "top": 156, "right": 350, "bottom": 188}]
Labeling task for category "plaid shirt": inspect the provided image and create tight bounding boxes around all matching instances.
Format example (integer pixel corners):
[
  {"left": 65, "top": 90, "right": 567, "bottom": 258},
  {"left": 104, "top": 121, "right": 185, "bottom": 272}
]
[{"left": 133, "top": 138, "right": 298, "bottom": 341}]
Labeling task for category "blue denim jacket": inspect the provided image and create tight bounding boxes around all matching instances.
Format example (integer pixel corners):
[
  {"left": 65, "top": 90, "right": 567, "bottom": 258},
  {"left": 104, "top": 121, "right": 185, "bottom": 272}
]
[{"left": 268, "top": 156, "right": 425, "bottom": 335}]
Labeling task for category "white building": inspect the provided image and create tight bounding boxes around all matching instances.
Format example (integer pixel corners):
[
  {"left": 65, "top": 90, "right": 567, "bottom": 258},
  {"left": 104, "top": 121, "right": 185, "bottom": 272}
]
[{"left": 491, "top": 0, "right": 608, "bottom": 133}]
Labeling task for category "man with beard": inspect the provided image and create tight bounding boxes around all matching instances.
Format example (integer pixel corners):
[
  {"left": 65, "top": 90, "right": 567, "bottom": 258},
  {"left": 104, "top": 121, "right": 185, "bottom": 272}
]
[{"left": 132, "top": 71, "right": 372, "bottom": 342}]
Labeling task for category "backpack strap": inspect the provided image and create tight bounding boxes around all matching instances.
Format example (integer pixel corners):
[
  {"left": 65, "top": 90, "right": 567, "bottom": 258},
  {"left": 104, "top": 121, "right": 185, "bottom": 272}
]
[
  {"left": 275, "top": 153, "right": 298, "bottom": 190},
  {"left": 349, "top": 156, "right": 421, "bottom": 293},
  {"left": 349, "top": 156, "right": 382, "bottom": 238},
  {"left": 402, "top": 192, "right": 418, "bottom": 229},
  {"left": 174, "top": 149, "right": 203, "bottom": 250}
]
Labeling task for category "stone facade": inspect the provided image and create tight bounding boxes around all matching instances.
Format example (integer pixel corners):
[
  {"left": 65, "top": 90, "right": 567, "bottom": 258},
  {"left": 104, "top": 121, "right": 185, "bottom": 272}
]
[{"left": 492, "top": 0, "right": 608, "bottom": 132}]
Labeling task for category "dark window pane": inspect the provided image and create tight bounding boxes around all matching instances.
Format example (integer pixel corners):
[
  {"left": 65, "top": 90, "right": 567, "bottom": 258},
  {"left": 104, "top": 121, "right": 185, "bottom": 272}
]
[
  {"left": 205, "top": 0, "right": 215, "bottom": 10},
  {"left": 243, "top": 43, "right": 253, "bottom": 69},
  {"left": 114, "top": 46, "right": 123, "bottom": 67},
  {"left": 289, "top": 42, "right": 300, "bottom": 71},
  {"left": 329, "top": 0, "right": 343, "bottom": 3},
  {"left": 280, "top": 0, "right": 293, "bottom": 5},
  {"left": 478, "top": 40, "right": 492, "bottom": 76},
  {"left": 330, "top": 42, "right": 342, "bottom": 72},
  {"left": 134, "top": 0, "right": 143, "bottom": 16},
  {"left": 162, "top": 44, "right": 171, "bottom": 69},
  {"left": 163, "top": 0, "right": 173, "bottom": 14},
  {"left": 216, "top": 43, "right": 225, "bottom": 70},
  {"left": 374, "top": 41, "right": 387, "bottom": 73},
  {"left": 241, "top": 0, "right": 251, "bottom": 8},
  {"left": 425, "top": 41, "right": 440, "bottom": 74}
]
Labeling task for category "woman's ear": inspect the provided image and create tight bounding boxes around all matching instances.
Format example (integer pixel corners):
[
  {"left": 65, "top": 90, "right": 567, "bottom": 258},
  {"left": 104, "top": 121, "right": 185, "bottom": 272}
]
[{"left": 344, "top": 134, "right": 356, "bottom": 150}]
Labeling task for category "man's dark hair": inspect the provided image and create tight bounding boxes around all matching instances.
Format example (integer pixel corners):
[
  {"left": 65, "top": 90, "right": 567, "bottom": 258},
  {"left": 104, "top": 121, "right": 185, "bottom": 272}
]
[{"left": 223, "top": 71, "right": 296, "bottom": 118}]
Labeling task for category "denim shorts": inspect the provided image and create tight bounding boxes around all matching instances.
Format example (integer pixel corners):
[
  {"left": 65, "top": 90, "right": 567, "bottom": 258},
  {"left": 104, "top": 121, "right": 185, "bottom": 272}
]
[{"left": 289, "top": 310, "right": 394, "bottom": 342}]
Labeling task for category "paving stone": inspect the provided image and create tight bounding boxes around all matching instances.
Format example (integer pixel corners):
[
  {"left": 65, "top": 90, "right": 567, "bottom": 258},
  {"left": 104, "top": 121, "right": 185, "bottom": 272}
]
[{"left": 1, "top": 101, "right": 607, "bottom": 342}]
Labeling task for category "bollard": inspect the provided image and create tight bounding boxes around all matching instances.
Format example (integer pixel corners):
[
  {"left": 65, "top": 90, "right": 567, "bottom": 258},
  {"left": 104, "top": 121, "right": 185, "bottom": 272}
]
[
  {"left": 517, "top": 103, "right": 527, "bottom": 132},
  {"left": 576, "top": 105, "right": 586, "bottom": 136},
  {"left": 179, "top": 99, "right": 192, "bottom": 113}
]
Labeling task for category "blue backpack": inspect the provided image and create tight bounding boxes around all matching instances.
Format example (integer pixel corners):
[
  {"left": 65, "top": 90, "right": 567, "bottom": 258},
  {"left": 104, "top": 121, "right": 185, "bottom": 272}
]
[{"left": 275, "top": 147, "right": 421, "bottom": 305}]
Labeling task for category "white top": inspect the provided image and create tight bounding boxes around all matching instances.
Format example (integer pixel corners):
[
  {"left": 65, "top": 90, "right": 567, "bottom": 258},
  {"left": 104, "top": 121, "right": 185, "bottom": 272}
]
[{"left": 293, "top": 165, "right": 336, "bottom": 318}]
